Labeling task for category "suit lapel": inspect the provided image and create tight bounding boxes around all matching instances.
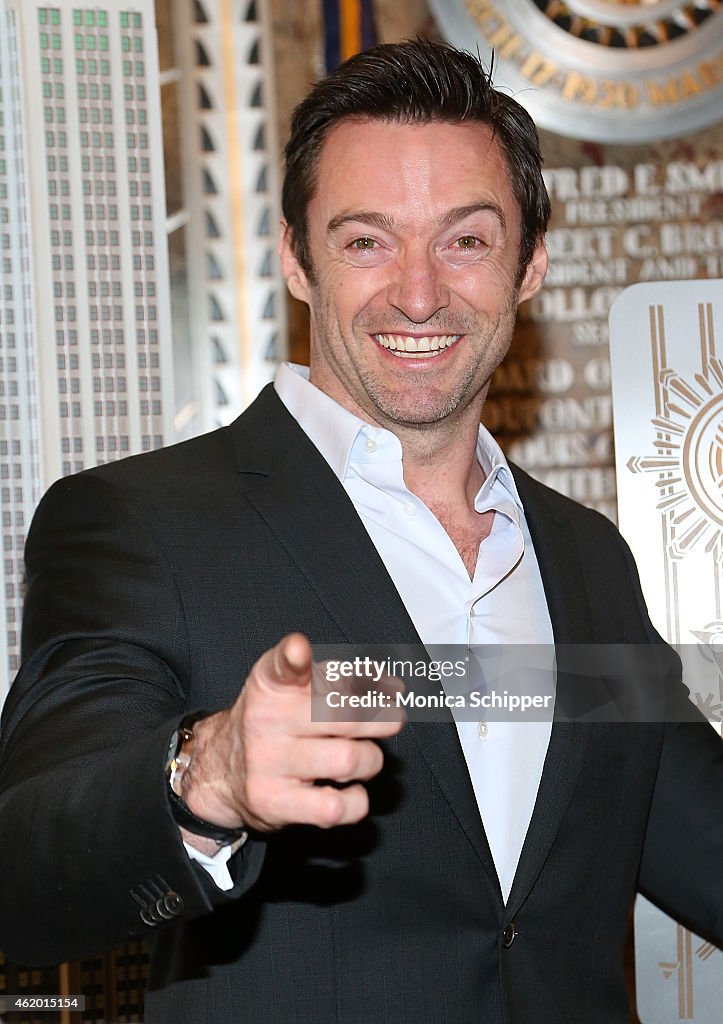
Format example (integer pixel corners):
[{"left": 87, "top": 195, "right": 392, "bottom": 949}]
[
  {"left": 229, "top": 387, "right": 499, "bottom": 885},
  {"left": 231, "top": 385, "right": 419, "bottom": 646},
  {"left": 505, "top": 467, "right": 593, "bottom": 917}
]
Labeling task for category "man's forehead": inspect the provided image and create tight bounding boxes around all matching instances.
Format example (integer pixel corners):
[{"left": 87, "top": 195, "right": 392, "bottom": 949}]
[
  {"left": 310, "top": 118, "right": 517, "bottom": 226},
  {"left": 317, "top": 114, "right": 500, "bottom": 156}
]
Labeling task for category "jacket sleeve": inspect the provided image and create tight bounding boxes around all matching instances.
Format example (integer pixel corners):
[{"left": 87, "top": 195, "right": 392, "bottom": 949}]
[
  {"left": 0, "top": 471, "right": 265, "bottom": 966},
  {"left": 637, "top": 715, "right": 723, "bottom": 945},
  {"left": 611, "top": 517, "right": 723, "bottom": 946}
]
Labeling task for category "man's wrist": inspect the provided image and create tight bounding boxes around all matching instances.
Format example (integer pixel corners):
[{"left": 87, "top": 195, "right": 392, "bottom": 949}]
[{"left": 166, "top": 714, "right": 248, "bottom": 846}]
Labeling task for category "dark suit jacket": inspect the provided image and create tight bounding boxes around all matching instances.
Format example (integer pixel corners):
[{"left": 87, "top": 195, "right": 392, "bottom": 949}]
[{"left": 0, "top": 385, "right": 721, "bottom": 1023}]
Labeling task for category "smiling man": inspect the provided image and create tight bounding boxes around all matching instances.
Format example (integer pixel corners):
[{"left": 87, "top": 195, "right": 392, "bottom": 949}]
[
  {"left": 0, "top": 40, "right": 721, "bottom": 1024},
  {"left": 284, "top": 118, "right": 546, "bottom": 432}
]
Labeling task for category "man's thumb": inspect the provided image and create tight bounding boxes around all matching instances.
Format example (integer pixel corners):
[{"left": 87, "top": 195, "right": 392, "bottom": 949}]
[{"left": 265, "top": 632, "right": 312, "bottom": 688}]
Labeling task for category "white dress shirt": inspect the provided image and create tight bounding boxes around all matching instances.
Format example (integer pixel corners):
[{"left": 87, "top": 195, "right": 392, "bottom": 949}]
[{"left": 190, "top": 363, "right": 554, "bottom": 899}]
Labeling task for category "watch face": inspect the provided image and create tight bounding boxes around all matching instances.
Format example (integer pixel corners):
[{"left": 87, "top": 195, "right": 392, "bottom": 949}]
[{"left": 165, "top": 729, "right": 180, "bottom": 773}]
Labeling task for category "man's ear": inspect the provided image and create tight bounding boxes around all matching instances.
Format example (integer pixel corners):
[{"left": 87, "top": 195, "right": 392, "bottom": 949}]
[
  {"left": 279, "top": 221, "right": 311, "bottom": 305},
  {"left": 517, "top": 240, "right": 548, "bottom": 304}
]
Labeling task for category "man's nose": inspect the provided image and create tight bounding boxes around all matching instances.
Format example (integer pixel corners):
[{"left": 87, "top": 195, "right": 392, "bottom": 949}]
[{"left": 386, "top": 248, "right": 451, "bottom": 324}]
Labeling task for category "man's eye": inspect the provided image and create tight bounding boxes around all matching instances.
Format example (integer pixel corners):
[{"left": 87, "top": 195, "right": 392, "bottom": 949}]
[
  {"left": 455, "top": 235, "right": 482, "bottom": 249},
  {"left": 350, "top": 237, "right": 377, "bottom": 250}
]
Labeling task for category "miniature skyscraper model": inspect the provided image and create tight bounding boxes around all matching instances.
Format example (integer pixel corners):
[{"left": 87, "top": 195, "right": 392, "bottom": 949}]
[{"left": 0, "top": 0, "right": 174, "bottom": 702}]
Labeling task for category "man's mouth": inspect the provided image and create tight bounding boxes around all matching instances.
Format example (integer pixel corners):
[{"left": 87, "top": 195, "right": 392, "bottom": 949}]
[{"left": 373, "top": 333, "right": 462, "bottom": 359}]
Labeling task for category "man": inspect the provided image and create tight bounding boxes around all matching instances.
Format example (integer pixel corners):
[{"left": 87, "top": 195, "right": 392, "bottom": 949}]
[{"left": 0, "top": 40, "right": 721, "bottom": 1024}]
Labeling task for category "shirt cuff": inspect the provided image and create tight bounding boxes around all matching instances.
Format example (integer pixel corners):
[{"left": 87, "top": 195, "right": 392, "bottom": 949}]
[{"left": 183, "top": 837, "right": 246, "bottom": 892}]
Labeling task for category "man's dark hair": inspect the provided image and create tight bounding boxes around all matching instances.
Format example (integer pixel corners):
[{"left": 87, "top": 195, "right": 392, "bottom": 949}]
[{"left": 282, "top": 39, "right": 551, "bottom": 284}]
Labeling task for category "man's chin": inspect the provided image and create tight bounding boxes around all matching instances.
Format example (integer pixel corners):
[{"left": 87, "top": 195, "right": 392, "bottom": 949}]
[{"left": 365, "top": 393, "right": 468, "bottom": 429}]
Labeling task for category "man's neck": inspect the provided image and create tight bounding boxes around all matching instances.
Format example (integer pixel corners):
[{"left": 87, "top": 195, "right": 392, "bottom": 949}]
[
  {"left": 303, "top": 363, "right": 488, "bottom": 511},
  {"left": 394, "top": 412, "right": 494, "bottom": 580},
  {"left": 396, "top": 415, "right": 484, "bottom": 512}
]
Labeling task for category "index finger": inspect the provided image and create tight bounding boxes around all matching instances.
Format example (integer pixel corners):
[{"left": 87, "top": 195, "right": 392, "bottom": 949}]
[{"left": 310, "top": 661, "right": 406, "bottom": 732}]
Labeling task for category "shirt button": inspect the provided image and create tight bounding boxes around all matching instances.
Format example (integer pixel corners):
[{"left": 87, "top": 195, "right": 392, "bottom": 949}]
[
  {"left": 403, "top": 503, "right": 415, "bottom": 517},
  {"left": 478, "top": 720, "right": 488, "bottom": 740},
  {"left": 502, "top": 922, "right": 517, "bottom": 948},
  {"left": 365, "top": 439, "right": 377, "bottom": 453}
]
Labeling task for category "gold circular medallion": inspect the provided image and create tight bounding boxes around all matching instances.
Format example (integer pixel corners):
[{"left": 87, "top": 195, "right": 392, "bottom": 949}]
[{"left": 429, "top": 0, "right": 723, "bottom": 141}]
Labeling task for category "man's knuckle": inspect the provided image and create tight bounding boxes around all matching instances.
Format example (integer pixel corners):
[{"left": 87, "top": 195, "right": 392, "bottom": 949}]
[
  {"left": 333, "top": 741, "right": 358, "bottom": 778},
  {"left": 243, "top": 775, "right": 268, "bottom": 812},
  {"left": 365, "top": 745, "right": 383, "bottom": 775},
  {"left": 317, "top": 789, "right": 345, "bottom": 827}
]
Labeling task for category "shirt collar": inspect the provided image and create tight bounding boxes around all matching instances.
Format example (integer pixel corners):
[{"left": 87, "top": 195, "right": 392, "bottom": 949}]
[
  {"left": 474, "top": 426, "right": 523, "bottom": 512},
  {"left": 274, "top": 361, "right": 523, "bottom": 511},
  {"left": 274, "top": 362, "right": 367, "bottom": 480}
]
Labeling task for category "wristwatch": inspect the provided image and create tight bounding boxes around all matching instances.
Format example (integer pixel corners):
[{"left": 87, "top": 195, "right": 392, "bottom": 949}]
[{"left": 165, "top": 713, "right": 248, "bottom": 845}]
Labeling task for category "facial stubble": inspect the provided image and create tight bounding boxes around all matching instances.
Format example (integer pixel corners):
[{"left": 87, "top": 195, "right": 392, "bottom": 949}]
[{"left": 310, "top": 288, "right": 521, "bottom": 431}]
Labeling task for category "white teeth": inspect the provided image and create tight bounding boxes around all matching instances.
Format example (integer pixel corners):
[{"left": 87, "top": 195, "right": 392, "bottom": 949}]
[{"left": 374, "top": 333, "right": 461, "bottom": 356}]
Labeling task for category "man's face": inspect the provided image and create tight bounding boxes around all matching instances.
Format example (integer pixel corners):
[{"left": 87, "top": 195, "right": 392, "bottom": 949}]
[{"left": 280, "top": 118, "right": 547, "bottom": 430}]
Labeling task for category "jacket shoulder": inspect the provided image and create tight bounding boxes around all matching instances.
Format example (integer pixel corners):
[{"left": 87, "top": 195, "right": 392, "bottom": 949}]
[{"left": 63, "top": 383, "right": 306, "bottom": 504}]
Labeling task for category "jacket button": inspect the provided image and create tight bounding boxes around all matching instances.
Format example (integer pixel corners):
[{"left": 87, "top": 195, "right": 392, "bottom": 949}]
[
  {"left": 159, "top": 892, "right": 184, "bottom": 919},
  {"left": 140, "top": 908, "right": 158, "bottom": 927},
  {"left": 155, "top": 897, "right": 171, "bottom": 920},
  {"left": 147, "top": 901, "right": 164, "bottom": 924},
  {"left": 502, "top": 922, "right": 517, "bottom": 948}
]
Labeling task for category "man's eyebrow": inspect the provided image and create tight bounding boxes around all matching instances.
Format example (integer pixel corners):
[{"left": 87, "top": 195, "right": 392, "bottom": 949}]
[
  {"left": 326, "top": 202, "right": 506, "bottom": 237},
  {"left": 438, "top": 202, "right": 506, "bottom": 232},
  {"left": 327, "top": 211, "right": 397, "bottom": 235}
]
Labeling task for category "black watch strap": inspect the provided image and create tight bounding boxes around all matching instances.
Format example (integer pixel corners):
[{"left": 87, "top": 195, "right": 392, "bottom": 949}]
[
  {"left": 166, "top": 713, "right": 248, "bottom": 845},
  {"left": 168, "top": 787, "right": 248, "bottom": 845}
]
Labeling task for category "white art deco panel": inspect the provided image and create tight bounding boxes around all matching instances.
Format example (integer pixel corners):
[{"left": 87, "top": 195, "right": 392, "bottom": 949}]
[{"left": 610, "top": 279, "right": 722, "bottom": 1022}]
